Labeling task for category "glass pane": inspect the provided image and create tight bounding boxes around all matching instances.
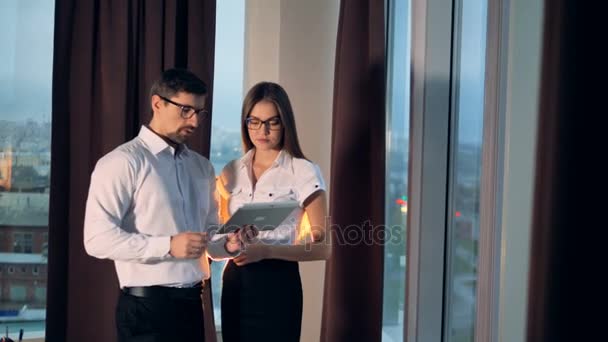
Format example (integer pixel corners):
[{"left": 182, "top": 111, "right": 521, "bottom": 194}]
[
  {"left": 0, "top": 1, "right": 55, "bottom": 340},
  {"left": 445, "top": 0, "right": 488, "bottom": 341},
  {"left": 210, "top": 0, "right": 246, "bottom": 333},
  {"left": 382, "top": 0, "right": 411, "bottom": 341}
]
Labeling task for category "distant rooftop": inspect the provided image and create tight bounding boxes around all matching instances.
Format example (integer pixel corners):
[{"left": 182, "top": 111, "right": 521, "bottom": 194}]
[{"left": 0, "top": 253, "right": 47, "bottom": 264}]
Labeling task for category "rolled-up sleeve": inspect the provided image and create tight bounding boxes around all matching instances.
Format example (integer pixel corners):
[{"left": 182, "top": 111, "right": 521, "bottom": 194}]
[{"left": 294, "top": 161, "right": 326, "bottom": 207}]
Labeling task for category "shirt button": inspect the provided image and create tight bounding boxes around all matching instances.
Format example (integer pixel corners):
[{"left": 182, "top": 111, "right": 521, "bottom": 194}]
[
  {"left": 315, "top": 185, "right": 319, "bottom": 188},
  {"left": 269, "top": 193, "right": 273, "bottom": 197},
  {"left": 249, "top": 193, "right": 252, "bottom": 197}
]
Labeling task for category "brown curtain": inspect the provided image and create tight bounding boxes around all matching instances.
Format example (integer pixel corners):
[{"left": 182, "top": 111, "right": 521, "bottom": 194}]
[
  {"left": 47, "top": 1, "right": 216, "bottom": 341},
  {"left": 321, "top": 0, "right": 386, "bottom": 341},
  {"left": 526, "top": 1, "right": 601, "bottom": 342}
]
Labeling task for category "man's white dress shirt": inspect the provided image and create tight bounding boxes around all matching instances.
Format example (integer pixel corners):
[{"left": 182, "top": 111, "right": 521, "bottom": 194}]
[
  {"left": 216, "top": 149, "right": 326, "bottom": 244},
  {"left": 84, "top": 126, "right": 229, "bottom": 288}
]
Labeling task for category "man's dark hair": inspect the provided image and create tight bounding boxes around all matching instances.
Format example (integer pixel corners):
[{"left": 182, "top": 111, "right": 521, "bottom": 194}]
[{"left": 149, "top": 68, "right": 208, "bottom": 99}]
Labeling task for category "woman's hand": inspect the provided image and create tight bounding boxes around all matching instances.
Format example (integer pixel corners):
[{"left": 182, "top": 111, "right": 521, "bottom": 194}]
[
  {"left": 224, "top": 225, "right": 259, "bottom": 255},
  {"left": 233, "top": 241, "right": 269, "bottom": 266}
]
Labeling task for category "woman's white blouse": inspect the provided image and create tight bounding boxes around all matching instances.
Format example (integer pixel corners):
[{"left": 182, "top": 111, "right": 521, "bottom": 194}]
[{"left": 217, "top": 149, "right": 326, "bottom": 244}]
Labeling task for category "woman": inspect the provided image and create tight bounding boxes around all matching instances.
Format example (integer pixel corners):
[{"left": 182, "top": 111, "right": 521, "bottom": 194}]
[{"left": 217, "top": 82, "right": 331, "bottom": 342}]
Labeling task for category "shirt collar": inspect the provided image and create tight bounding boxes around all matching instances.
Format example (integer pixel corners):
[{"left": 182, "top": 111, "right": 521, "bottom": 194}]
[
  {"left": 138, "top": 125, "right": 189, "bottom": 157},
  {"left": 240, "top": 148, "right": 255, "bottom": 168},
  {"left": 240, "top": 149, "right": 292, "bottom": 170}
]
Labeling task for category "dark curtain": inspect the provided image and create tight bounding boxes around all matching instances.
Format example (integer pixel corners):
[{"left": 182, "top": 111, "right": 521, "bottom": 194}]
[
  {"left": 47, "top": 1, "right": 216, "bottom": 341},
  {"left": 321, "top": 0, "right": 386, "bottom": 341},
  {"left": 526, "top": 1, "right": 601, "bottom": 342}
]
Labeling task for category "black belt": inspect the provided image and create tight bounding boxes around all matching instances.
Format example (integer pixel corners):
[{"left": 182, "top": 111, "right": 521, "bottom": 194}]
[{"left": 122, "top": 282, "right": 203, "bottom": 300}]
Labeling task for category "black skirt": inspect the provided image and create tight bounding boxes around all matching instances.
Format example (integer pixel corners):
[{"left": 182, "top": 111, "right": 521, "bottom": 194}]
[{"left": 221, "top": 259, "right": 303, "bottom": 342}]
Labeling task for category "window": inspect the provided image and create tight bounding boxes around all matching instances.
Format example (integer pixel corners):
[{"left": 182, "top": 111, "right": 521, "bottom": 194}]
[
  {"left": 382, "top": 0, "right": 412, "bottom": 341},
  {"left": 13, "top": 232, "right": 33, "bottom": 253},
  {"left": 444, "top": 0, "right": 488, "bottom": 340},
  {"left": 210, "top": 0, "right": 246, "bottom": 333},
  {"left": 35, "top": 287, "right": 46, "bottom": 302},
  {"left": 42, "top": 232, "right": 48, "bottom": 258},
  {"left": 9, "top": 285, "right": 26, "bottom": 302},
  {"left": 0, "top": 0, "right": 54, "bottom": 339}
]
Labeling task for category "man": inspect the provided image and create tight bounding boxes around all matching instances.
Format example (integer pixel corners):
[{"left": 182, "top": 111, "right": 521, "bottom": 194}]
[{"left": 84, "top": 68, "right": 246, "bottom": 341}]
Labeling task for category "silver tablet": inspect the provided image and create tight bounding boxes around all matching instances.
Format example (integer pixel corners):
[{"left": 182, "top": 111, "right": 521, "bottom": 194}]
[{"left": 216, "top": 201, "right": 300, "bottom": 234}]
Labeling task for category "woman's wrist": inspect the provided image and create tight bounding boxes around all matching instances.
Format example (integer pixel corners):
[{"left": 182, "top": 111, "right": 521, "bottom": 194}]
[{"left": 261, "top": 243, "right": 272, "bottom": 259}]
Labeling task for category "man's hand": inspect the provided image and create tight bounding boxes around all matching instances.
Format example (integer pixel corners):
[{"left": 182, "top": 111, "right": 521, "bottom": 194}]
[
  {"left": 170, "top": 232, "right": 209, "bottom": 259},
  {"left": 224, "top": 225, "right": 259, "bottom": 254}
]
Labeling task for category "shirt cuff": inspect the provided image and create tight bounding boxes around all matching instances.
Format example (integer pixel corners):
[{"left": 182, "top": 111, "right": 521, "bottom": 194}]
[{"left": 144, "top": 236, "right": 171, "bottom": 259}]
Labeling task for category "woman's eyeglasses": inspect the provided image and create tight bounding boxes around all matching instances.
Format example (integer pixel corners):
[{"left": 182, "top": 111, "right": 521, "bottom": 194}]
[{"left": 245, "top": 116, "right": 282, "bottom": 131}]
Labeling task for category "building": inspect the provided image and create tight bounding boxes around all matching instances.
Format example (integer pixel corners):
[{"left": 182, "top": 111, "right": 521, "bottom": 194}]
[
  {"left": 0, "top": 192, "right": 48, "bottom": 309},
  {"left": 0, "top": 148, "right": 50, "bottom": 193}
]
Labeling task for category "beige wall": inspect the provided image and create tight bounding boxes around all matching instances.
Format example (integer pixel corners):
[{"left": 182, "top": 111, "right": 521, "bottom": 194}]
[
  {"left": 244, "top": 1, "right": 339, "bottom": 341},
  {"left": 244, "top": 0, "right": 281, "bottom": 85}
]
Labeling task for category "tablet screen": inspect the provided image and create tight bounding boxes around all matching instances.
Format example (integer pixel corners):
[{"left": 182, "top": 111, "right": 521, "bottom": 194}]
[{"left": 217, "top": 201, "right": 300, "bottom": 234}]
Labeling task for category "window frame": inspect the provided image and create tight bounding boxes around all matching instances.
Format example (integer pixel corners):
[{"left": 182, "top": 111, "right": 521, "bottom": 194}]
[
  {"left": 473, "top": 0, "right": 510, "bottom": 340},
  {"left": 404, "top": 0, "right": 508, "bottom": 341},
  {"left": 405, "top": 0, "right": 454, "bottom": 340}
]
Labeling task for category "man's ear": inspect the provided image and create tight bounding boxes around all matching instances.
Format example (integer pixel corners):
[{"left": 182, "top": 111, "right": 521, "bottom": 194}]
[{"left": 151, "top": 94, "right": 163, "bottom": 113}]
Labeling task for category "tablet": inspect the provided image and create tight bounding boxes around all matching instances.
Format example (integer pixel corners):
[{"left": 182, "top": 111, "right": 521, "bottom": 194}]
[{"left": 216, "top": 201, "right": 300, "bottom": 234}]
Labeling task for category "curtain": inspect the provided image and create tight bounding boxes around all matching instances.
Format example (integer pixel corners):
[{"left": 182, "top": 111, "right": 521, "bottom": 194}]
[
  {"left": 526, "top": 1, "right": 599, "bottom": 341},
  {"left": 321, "top": 0, "right": 387, "bottom": 341},
  {"left": 47, "top": 1, "right": 216, "bottom": 341}
]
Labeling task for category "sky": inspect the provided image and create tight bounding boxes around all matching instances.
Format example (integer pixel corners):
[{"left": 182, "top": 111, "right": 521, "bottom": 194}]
[
  {"left": 0, "top": 0, "right": 483, "bottom": 144},
  {"left": 0, "top": 0, "right": 55, "bottom": 123},
  {"left": 0, "top": 0, "right": 246, "bottom": 129},
  {"left": 212, "top": 0, "right": 246, "bottom": 131}
]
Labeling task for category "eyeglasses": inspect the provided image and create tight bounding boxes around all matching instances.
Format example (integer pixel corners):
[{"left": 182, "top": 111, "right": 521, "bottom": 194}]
[
  {"left": 246, "top": 116, "right": 282, "bottom": 131},
  {"left": 158, "top": 95, "right": 208, "bottom": 120}
]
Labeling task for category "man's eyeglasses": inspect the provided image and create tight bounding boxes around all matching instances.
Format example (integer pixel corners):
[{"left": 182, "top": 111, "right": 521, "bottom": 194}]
[
  {"left": 158, "top": 95, "right": 208, "bottom": 120},
  {"left": 246, "top": 116, "right": 282, "bottom": 131}
]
